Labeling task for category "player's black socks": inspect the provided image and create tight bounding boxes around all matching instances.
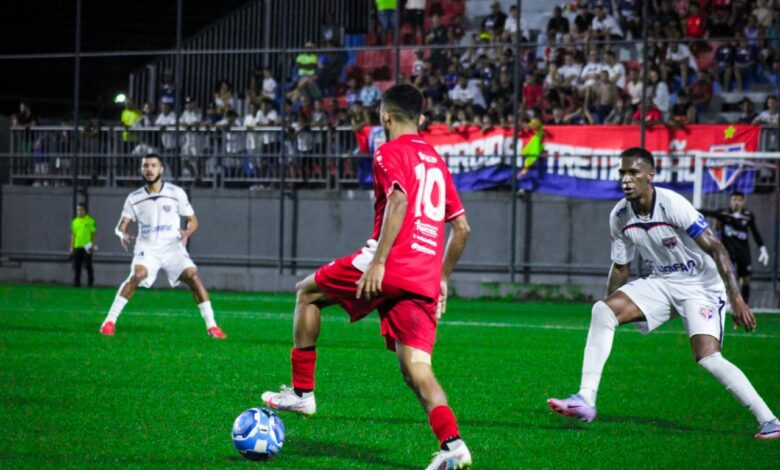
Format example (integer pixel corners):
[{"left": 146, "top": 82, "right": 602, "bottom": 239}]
[
  {"left": 293, "top": 387, "right": 313, "bottom": 397},
  {"left": 741, "top": 284, "right": 751, "bottom": 303},
  {"left": 297, "top": 346, "right": 316, "bottom": 351},
  {"left": 441, "top": 436, "right": 462, "bottom": 450}
]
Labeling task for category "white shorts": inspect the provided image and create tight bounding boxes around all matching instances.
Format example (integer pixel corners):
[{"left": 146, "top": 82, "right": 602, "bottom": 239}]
[
  {"left": 131, "top": 242, "right": 197, "bottom": 288},
  {"left": 618, "top": 276, "right": 727, "bottom": 341}
]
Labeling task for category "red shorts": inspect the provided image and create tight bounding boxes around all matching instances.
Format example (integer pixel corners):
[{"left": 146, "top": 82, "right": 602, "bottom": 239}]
[{"left": 314, "top": 253, "right": 438, "bottom": 354}]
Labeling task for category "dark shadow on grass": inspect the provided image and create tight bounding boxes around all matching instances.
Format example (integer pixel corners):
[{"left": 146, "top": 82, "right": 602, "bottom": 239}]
[
  {"left": 287, "top": 437, "right": 417, "bottom": 469},
  {"left": 600, "top": 415, "right": 742, "bottom": 435},
  {"left": 323, "top": 413, "right": 527, "bottom": 431},
  {"left": 2, "top": 324, "right": 87, "bottom": 334}
]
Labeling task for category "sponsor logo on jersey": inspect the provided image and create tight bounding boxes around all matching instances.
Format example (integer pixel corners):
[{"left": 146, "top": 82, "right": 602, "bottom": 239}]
[
  {"left": 417, "top": 152, "right": 438, "bottom": 164},
  {"left": 662, "top": 237, "right": 678, "bottom": 249},
  {"left": 699, "top": 306, "right": 715, "bottom": 320},
  {"left": 140, "top": 224, "right": 175, "bottom": 237},
  {"left": 656, "top": 259, "right": 696, "bottom": 273}
]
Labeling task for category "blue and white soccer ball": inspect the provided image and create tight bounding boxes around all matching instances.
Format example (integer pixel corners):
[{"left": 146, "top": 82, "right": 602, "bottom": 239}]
[{"left": 231, "top": 407, "right": 285, "bottom": 461}]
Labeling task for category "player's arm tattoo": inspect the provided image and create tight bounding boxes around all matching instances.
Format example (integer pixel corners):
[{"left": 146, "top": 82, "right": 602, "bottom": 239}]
[
  {"left": 694, "top": 228, "right": 742, "bottom": 300},
  {"left": 606, "top": 262, "right": 630, "bottom": 296},
  {"left": 442, "top": 215, "right": 471, "bottom": 280},
  {"left": 373, "top": 189, "right": 408, "bottom": 265}
]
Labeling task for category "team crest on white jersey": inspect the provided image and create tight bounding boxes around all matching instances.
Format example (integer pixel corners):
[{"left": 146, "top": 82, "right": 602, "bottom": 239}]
[
  {"left": 163, "top": 205, "right": 172, "bottom": 213},
  {"left": 662, "top": 237, "right": 678, "bottom": 249},
  {"left": 699, "top": 306, "right": 715, "bottom": 320}
]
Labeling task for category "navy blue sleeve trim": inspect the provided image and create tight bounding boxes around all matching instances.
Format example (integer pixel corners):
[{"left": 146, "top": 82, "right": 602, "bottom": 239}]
[{"left": 686, "top": 215, "right": 709, "bottom": 239}]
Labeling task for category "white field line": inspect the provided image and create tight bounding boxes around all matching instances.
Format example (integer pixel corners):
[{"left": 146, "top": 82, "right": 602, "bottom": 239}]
[{"left": 2, "top": 306, "right": 780, "bottom": 340}]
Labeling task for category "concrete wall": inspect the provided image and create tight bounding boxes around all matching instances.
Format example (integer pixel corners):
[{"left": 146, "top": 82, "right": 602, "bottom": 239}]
[{"left": 1, "top": 185, "right": 777, "bottom": 303}]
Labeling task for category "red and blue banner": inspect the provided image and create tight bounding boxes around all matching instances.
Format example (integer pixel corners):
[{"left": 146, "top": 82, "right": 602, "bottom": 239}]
[{"left": 355, "top": 124, "right": 761, "bottom": 199}]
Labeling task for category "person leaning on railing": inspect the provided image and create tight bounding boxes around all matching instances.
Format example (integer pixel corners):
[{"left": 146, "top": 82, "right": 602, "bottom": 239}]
[{"left": 120, "top": 98, "right": 142, "bottom": 150}]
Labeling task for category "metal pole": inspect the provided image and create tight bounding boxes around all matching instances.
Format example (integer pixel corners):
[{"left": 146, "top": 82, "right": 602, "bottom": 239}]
[
  {"left": 71, "top": 0, "right": 82, "bottom": 215},
  {"left": 773, "top": 160, "right": 779, "bottom": 297},
  {"left": 278, "top": 36, "right": 289, "bottom": 275},
  {"left": 639, "top": 0, "right": 650, "bottom": 148},
  {"left": 509, "top": 0, "right": 522, "bottom": 283},
  {"left": 394, "top": 0, "right": 401, "bottom": 84},
  {"left": 174, "top": 0, "right": 183, "bottom": 182}
]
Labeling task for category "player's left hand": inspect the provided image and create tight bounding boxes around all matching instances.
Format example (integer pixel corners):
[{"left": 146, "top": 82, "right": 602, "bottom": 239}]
[
  {"left": 758, "top": 246, "right": 769, "bottom": 266},
  {"left": 730, "top": 296, "right": 756, "bottom": 332},
  {"left": 356, "top": 262, "right": 384, "bottom": 300},
  {"left": 436, "top": 280, "right": 448, "bottom": 319}
]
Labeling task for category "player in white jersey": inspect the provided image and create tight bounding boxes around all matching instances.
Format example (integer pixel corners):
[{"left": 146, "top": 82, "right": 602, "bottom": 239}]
[
  {"left": 547, "top": 147, "right": 779, "bottom": 440},
  {"left": 99, "top": 154, "right": 227, "bottom": 339}
]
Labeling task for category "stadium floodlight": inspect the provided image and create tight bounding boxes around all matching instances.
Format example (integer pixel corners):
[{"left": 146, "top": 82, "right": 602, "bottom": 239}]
[{"left": 114, "top": 93, "right": 127, "bottom": 104}]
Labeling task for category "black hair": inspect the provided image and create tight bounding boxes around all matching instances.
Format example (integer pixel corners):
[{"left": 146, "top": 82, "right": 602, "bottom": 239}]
[
  {"left": 77, "top": 202, "right": 87, "bottom": 210},
  {"left": 381, "top": 84, "right": 423, "bottom": 123},
  {"left": 731, "top": 191, "right": 745, "bottom": 198},
  {"left": 143, "top": 153, "right": 164, "bottom": 166},
  {"left": 620, "top": 147, "right": 655, "bottom": 169}
]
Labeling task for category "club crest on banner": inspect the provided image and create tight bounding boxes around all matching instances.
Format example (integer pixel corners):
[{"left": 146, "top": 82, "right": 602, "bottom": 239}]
[{"left": 706, "top": 144, "right": 746, "bottom": 191}]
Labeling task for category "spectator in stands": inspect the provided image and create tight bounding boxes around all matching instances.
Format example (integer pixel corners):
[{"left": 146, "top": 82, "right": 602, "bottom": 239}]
[
  {"left": 546, "top": 106, "right": 567, "bottom": 124},
  {"left": 593, "top": 70, "right": 618, "bottom": 123},
  {"left": 648, "top": 68, "right": 670, "bottom": 117},
  {"left": 625, "top": 68, "right": 644, "bottom": 109},
  {"left": 580, "top": 49, "right": 606, "bottom": 98},
  {"left": 653, "top": 0, "right": 681, "bottom": 33},
  {"left": 683, "top": 2, "right": 707, "bottom": 43},
  {"left": 449, "top": 74, "right": 485, "bottom": 116},
  {"left": 321, "top": 14, "right": 342, "bottom": 45},
  {"left": 296, "top": 42, "right": 318, "bottom": 78},
  {"left": 604, "top": 97, "right": 632, "bottom": 124},
  {"left": 591, "top": 4, "right": 624, "bottom": 44},
  {"left": 735, "top": 97, "right": 757, "bottom": 123},
  {"left": 404, "top": 0, "right": 425, "bottom": 44},
  {"left": 359, "top": 73, "right": 381, "bottom": 108},
  {"left": 752, "top": 0, "right": 772, "bottom": 27},
  {"left": 572, "top": 4, "right": 595, "bottom": 42},
  {"left": 262, "top": 68, "right": 278, "bottom": 101},
  {"left": 563, "top": 103, "right": 596, "bottom": 124},
  {"left": 256, "top": 97, "right": 280, "bottom": 177},
  {"left": 523, "top": 74, "right": 544, "bottom": 114},
  {"left": 504, "top": 5, "right": 530, "bottom": 42},
  {"left": 426, "top": 14, "right": 450, "bottom": 72},
  {"left": 559, "top": 53, "right": 583, "bottom": 90},
  {"left": 134, "top": 102, "right": 155, "bottom": 128},
  {"left": 204, "top": 102, "right": 222, "bottom": 127},
  {"left": 345, "top": 77, "right": 361, "bottom": 107},
  {"left": 604, "top": 51, "right": 626, "bottom": 89},
  {"left": 311, "top": 99, "right": 329, "bottom": 127},
  {"left": 669, "top": 89, "right": 698, "bottom": 127},
  {"left": 244, "top": 101, "right": 260, "bottom": 170},
  {"left": 294, "top": 94, "right": 314, "bottom": 120},
  {"left": 119, "top": 99, "right": 142, "bottom": 151},
  {"left": 375, "top": 0, "right": 398, "bottom": 45},
  {"left": 690, "top": 69, "right": 714, "bottom": 112},
  {"left": 617, "top": 0, "right": 641, "bottom": 39},
  {"left": 424, "top": 73, "right": 449, "bottom": 108},
  {"left": 709, "top": 0, "right": 733, "bottom": 36},
  {"left": 544, "top": 63, "right": 563, "bottom": 90},
  {"left": 482, "top": 1, "right": 508, "bottom": 37},
  {"left": 159, "top": 69, "right": 175, "bottom": 107},
  {"left": 744, "top": 14, "right": 762, "bottom": 47},
  {"left": 714, "top": 40, "right": 736, "bottom": 91},
  {"left": 663, "top": 37, "right": 697, "bottom": 88},
  {"left": 154, "top": 103, "right": 177, "bottom": 154},
  {"left": 547, "top": 6, "right": 570, "bottom": 42},
  {"left": 317, "top": 41, "right": 346, "bottom": 97},
  {"left": 752, "top": 95, "right": 778, "bottom": 124},
  {"left": 180, "top": 97, "right": 202, "bottom": 177},
  {"left": 288, "top": 76, "right": 322, "bottom": 104},
  {"left": 11, "top": 101, "right": 37, "bottom": 128},
  {"left": 632, "top": 96, "right": 664, "bottom": 125},
  {"left": 734, "top": 34, "right": 757, "bottom": 92},
  {"left": 214, "top": 80, "right": 235, "bottom": 116},
  {"left": 728, "top": 0, "right": 751, "bottom": 33},
  {"left": 410, "top": 49, "right": 425, "bottom": 81}
]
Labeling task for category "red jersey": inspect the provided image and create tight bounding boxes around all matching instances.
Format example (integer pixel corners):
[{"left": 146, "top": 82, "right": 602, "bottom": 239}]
[
  {"left": 685, "top": 15, "right": 706, "bottom": 38},
  {"left": 371, "top": 134, "right": 465, "bottom": 301}
]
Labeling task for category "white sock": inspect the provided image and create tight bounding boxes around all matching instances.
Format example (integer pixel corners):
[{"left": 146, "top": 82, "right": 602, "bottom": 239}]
[
  {"left": 578, "top": 301, "right": 619, "bottom": 407},
  {"left": 105, "top": 296, "right": 128, "bottom": 324},
  {"left": 199, "top": 301, "right": 217, "bottom": 328},
  {"left": 698, "top": 352, "right": 777, "bottom": 425}
]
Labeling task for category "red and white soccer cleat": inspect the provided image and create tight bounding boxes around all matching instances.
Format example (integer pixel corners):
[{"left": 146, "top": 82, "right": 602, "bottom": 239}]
[
  {"left": 262, "top": 385, "right": 317, "bottom": 416},
  {"left": 99, "top": 321, "right": 115, "bottom": 336},
  {"left": 207, "top": 326, "right": 227, "bottom": 339}
]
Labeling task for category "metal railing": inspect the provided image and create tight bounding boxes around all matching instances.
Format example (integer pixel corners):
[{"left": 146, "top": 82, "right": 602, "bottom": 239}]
[{"left": 7, "top": 125, "right": 363, "bottom": 189}]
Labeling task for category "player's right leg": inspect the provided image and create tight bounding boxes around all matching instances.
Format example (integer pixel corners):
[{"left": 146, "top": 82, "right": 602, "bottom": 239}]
[
  {"left": 547, "top": 290, "right": 647, "bottom": 422},
  {"left": 99, "top": 264, "right": 148, "bottom": 335},
  {"left": 262, "top": 274, "right": 328, "bottom": 416}
]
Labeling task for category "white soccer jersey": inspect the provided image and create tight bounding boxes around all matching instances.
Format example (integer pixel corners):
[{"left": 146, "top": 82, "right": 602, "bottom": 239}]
[
  {"left": 610, "top": 187, "right": 721, "bottom": 287},
  {"left": 121, "top": 182, "right": 194, "bottom": 246}
]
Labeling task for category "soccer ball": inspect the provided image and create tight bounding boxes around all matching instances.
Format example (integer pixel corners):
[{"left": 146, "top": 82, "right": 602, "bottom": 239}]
[{"left": 231, "top": 407, "right": 285, "bottom": 460}]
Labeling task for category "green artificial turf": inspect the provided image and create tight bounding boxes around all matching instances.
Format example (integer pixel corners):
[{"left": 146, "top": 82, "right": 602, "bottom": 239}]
[{"left": 0, "top": 284, "right": 778, "bottom": 468}]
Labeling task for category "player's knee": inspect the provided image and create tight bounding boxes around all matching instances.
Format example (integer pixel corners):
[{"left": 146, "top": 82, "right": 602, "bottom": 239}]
[
  {"left": 591, "top": 301, "right": 619, "bottom": 330},
  {"left": 183, "top": 268, "right": 199, "bottom": 283},
  {"left": 130, "top": 268, "right": 147, "bottom": 285},
  {"left": 697, "top": 351, "right": 724, "bottom": 369}
]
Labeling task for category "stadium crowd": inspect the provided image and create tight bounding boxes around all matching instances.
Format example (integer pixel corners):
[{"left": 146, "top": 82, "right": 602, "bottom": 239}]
[{"left": 10, "top": 0, "right": 780, "bottom": 174}]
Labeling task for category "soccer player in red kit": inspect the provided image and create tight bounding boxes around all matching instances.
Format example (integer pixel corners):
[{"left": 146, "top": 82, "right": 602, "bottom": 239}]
[{"left": 261, "top": 84, "right": 473, "bottom": 469}]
